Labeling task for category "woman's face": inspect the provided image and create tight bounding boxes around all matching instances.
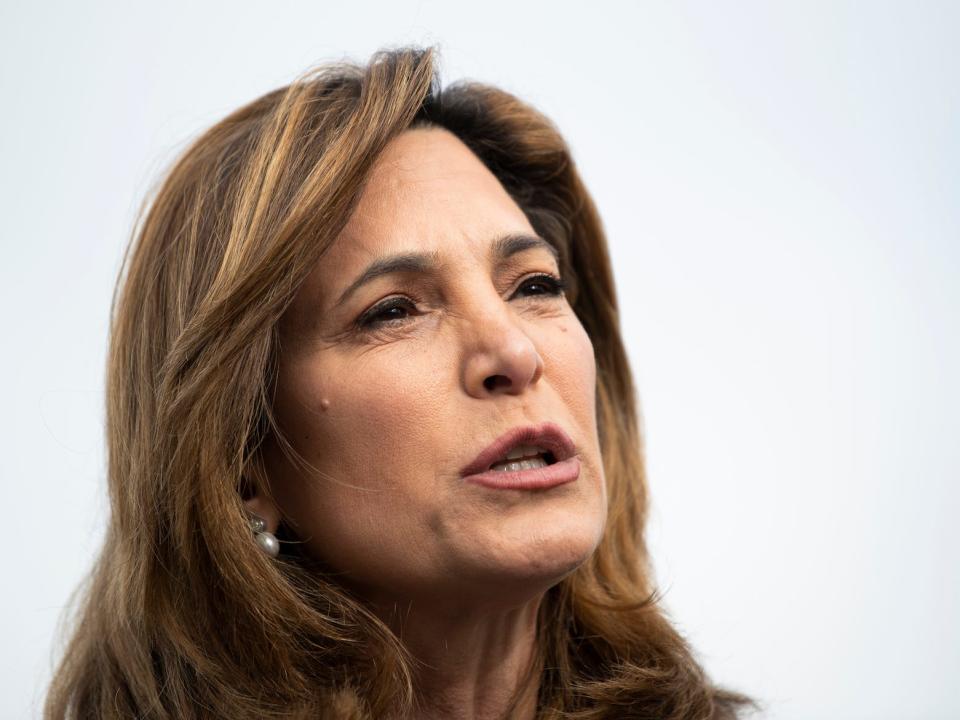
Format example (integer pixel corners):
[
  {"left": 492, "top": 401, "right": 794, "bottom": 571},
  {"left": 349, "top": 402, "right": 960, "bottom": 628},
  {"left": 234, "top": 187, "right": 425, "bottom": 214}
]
[{"left": 263, "top": 127, "right": 607, "bottom": 608}]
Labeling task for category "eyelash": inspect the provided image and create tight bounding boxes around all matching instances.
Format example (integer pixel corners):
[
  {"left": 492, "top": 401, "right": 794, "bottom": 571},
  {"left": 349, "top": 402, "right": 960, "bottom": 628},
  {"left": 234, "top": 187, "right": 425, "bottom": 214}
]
[{"left": 356, "top": 273, "right": 568, "bottom": 331}]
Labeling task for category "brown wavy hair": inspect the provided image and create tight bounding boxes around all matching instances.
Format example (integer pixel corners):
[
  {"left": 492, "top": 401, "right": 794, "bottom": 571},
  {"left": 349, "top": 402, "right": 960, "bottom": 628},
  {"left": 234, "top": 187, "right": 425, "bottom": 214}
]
[{"left": 45, "top": 46, "right": 755, "bottom": 719}]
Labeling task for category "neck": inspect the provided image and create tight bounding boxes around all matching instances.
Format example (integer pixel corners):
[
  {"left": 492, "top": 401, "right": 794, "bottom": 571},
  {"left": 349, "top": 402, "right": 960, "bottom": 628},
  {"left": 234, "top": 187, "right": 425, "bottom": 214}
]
[{"left": 380, "top": 594, "right": 543, "bottom": 720}]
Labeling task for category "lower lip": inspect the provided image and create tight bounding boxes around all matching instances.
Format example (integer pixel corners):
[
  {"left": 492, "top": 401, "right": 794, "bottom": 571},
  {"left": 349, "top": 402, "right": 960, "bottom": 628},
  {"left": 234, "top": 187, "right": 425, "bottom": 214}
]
[{"left": 463, "top": 455, "right": 581, "bottom": 491}]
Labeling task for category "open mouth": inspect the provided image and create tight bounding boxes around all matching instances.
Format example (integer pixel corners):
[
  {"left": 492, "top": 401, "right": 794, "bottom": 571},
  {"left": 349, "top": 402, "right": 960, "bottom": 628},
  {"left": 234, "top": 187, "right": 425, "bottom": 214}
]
[
  {"left": 488, "top": 445, "right": 558, "bottom": 472},
  {"left": 459, "top": 421, "right": 576, "bottom": 482}
]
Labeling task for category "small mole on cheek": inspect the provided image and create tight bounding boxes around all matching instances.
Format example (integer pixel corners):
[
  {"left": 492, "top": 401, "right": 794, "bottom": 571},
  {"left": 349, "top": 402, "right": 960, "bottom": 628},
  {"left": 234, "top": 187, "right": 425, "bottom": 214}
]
[{"left": 320, "top": 398, "right": 331, "bottom": 411}]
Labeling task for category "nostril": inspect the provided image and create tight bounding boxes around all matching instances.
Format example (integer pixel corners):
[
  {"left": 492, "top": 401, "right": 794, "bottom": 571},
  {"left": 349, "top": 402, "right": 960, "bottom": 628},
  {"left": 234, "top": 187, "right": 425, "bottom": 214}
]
[{"left": 483, "top": 375, "right": 511, "bottom": 392}]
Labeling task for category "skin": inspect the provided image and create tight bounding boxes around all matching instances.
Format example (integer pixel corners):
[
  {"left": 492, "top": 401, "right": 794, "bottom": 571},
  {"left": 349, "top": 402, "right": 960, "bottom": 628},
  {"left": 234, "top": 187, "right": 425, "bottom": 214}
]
[{"left": 248, "top": 127, "right": 608, "bottom": 719}]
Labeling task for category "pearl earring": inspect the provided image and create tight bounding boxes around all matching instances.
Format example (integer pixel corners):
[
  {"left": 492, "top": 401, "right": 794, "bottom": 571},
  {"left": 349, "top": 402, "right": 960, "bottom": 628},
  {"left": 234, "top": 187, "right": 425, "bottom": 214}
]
[{"left": 248, "top": 513, "right": 280, "bottom": 558}]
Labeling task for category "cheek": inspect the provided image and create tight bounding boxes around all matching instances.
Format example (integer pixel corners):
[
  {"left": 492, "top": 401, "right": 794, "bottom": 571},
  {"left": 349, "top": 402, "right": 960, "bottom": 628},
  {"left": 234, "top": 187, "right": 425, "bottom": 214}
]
[
  {"left": 274, "top": 345, "right": 450, "bottom": 490},
  {"left": 327, "top": 349, "right": 448, "bottom": 461},
  {"left": 277, "top": 348, "right": 433, "bottom": 444},
  {"left": 269, "top": 349, "right": 451, "bottom": 577},
  {"left": 548, "top": 319, "right": 599, "bottom": 429},
  {"left": 546, "top": 317, "right": 605, "bottom": 506}
]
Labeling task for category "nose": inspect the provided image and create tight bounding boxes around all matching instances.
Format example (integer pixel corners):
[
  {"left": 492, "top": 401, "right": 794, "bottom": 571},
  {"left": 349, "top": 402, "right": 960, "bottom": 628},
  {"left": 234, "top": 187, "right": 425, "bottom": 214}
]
[{"left": 462, "top": 304, "right": 544, "bottom": 398}]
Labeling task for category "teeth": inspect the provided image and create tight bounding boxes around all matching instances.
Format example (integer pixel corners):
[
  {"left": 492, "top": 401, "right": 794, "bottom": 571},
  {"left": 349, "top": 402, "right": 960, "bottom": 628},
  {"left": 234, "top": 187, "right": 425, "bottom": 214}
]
[
  {"left": 504, "top": 444, "right": 547, "bottom": 460},
  {"left": 490, "top": 455, "right": 548, "bottom": 472}
]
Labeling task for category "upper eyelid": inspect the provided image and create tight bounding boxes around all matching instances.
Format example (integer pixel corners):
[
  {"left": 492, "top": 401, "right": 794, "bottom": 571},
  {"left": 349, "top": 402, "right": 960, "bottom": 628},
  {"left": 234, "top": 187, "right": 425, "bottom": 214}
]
[
  {"left": 375, "top": 269, "right": 562, "bottom": 307},
  {"left": 357, "top": 271, "right": 564, "bottom": 327}
]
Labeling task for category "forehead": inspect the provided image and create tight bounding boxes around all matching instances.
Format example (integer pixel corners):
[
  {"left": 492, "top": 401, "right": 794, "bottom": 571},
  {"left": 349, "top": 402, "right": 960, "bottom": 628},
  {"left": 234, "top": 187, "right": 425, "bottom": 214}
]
[{"left": 324, "top": 127, "right": 535, "bottom": 271}]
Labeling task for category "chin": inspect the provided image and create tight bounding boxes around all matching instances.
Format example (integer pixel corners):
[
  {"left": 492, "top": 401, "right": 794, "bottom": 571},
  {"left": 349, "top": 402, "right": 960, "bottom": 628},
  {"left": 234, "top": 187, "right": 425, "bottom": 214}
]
[{"left": 457, "top": 509, "right": 606, "bottom": 604}]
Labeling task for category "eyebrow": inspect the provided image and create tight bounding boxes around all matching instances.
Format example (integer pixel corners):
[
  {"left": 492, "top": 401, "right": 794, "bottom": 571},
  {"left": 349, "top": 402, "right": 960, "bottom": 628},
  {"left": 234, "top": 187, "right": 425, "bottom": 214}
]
[{"left": 333, "top": 232, "right": 559, "bottom": 309}]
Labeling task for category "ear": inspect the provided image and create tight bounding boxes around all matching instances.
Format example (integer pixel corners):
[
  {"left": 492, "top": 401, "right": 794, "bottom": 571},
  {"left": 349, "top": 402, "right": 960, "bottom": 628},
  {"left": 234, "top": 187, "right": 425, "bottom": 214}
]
[{"left": 243, "top": 488, "right": 282, "bottom": 535}]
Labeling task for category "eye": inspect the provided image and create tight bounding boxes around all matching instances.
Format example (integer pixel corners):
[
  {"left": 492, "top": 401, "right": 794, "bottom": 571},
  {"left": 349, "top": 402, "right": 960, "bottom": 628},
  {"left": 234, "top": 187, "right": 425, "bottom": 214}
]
[
  {"left": 512, "top": 273, "right": 566, "bottom": 299},
  {"left": 357, "top": 297, "right": 418, "bottom": 329}
]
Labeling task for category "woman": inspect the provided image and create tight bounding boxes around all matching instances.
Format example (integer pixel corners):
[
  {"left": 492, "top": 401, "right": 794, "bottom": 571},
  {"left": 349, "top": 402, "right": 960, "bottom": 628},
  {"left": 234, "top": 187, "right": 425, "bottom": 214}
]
[{"left": 46, "top": 46, "right": 754, "bottom": 719}]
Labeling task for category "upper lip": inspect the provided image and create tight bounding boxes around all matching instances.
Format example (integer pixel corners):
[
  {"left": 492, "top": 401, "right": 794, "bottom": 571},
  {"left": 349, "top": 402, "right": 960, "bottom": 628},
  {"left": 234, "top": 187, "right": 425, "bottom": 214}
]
[{"left": 459, "top": 421, "right": 577, "bottom": 477}]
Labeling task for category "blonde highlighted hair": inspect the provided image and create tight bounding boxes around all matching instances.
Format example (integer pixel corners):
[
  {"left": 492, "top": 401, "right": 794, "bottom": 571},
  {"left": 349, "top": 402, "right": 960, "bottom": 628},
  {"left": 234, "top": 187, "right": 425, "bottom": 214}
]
[{"left": 46, "top": 46, "right": 754, "bottom": 719}]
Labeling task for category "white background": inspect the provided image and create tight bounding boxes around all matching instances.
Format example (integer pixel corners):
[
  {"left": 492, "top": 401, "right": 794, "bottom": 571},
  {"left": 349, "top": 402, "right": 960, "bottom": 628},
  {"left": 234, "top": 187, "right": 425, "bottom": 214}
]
[{"left": 2, "top": 2, "right": 957, "bottom": 718}]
